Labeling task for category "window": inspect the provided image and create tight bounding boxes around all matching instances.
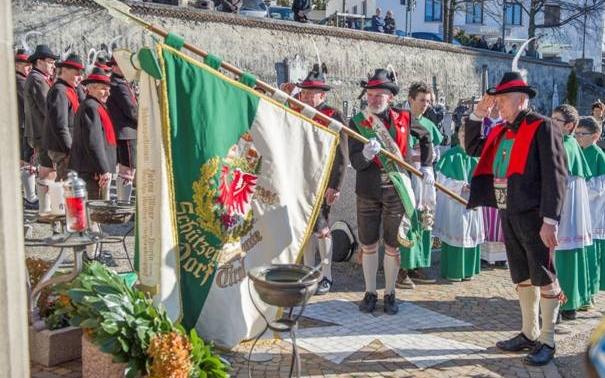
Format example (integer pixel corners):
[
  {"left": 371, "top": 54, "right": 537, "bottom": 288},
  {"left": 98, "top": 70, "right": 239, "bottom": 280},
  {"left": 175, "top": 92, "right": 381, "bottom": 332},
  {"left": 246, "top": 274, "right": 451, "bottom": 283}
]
[
  {"left": 353, "top": 5, "right": 357, "bottom": 14},
  {"left": 505, "top": 1, "right": 522, "bottom": 26},
  {"left": 425, "top": 0, "right": 442, "bottom": 22},
  {"left": 544, "top": 4, "right": 561, "bottom": 27},
  {"left": 465, "top": 1, "right": 483, "bottom": 24},
  {"left": 362, "top": 0, "right": 367, "bottom": 16}
]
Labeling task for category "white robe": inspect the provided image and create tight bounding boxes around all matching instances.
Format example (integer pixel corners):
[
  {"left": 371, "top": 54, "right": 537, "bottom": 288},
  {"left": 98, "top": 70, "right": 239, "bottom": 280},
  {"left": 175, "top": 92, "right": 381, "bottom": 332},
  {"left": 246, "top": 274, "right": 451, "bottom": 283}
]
[
  {"left": 433, "top": 173, "right": 485, "bottom": 248},
  {"left": 587, "top": 175, "right": 605, "bottom": 240},
  {"left": 556, "top": 176, "right": 593, "bottom": 251}
]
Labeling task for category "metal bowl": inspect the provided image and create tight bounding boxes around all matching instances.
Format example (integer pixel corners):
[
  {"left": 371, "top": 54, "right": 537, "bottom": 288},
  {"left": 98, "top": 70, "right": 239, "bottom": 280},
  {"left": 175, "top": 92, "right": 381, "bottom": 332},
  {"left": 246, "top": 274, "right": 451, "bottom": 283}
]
[{"left": 248, "top": 264, "right": 320, "bottom": 308}]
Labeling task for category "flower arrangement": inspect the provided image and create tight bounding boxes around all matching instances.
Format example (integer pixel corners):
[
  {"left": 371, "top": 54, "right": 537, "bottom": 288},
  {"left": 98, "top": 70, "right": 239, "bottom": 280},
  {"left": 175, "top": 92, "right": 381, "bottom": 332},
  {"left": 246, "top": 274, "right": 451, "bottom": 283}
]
[
  {"left": 56, "top": 262, "right": 229, "bottom": 378},
  {"left": 26, "top": 257, "right": 71, "bottom": 330}
]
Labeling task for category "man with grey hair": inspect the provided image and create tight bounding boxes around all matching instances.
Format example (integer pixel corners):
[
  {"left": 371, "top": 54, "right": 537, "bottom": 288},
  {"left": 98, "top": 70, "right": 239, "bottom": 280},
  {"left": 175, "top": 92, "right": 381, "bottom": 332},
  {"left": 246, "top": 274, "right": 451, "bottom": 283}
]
[{"left": 464, "top": 71, "right": 567, "bottom": 365}]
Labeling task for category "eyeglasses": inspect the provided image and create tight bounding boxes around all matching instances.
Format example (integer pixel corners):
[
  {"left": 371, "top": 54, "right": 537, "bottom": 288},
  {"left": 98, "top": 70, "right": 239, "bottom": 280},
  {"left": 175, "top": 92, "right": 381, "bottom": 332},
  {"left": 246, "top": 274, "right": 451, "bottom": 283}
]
[
  {"left": 575, "top": 132, "right": 594, "bottom": 136},
  {"left": 551, "top": 117, "right": 567, "bottom": 124}
]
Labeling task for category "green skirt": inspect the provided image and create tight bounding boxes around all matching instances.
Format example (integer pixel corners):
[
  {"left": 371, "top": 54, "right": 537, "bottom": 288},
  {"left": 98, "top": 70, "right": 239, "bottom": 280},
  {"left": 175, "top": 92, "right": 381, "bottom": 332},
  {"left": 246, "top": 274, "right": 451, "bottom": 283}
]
[
  {"left": 586, "top": 243, "right": 600, "bottom": 296},
  {"left": 555, "top": 248, "right": 591, "bottom": 311},
  {"left": 596, "top": 239, "right": 605, "bottom": 291},
  {"left": 400, "top": 210, "right": 432, "bottom": 270},
  {"left": 440, "top": 243, "right": 481, "bottom": 280}
]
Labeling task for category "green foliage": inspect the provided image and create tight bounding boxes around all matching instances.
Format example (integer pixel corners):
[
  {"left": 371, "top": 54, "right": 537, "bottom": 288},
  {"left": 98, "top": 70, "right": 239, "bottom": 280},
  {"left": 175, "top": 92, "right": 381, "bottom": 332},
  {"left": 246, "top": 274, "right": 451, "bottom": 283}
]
[
  {"left": 567, "top": 70, "right": 579, "bottom": 106},
  {"left": 188, "top": 328, "right": 229, "bottom": 378},
  {"left": 59, "top": 262, "right": 228, "bottom": 378}
]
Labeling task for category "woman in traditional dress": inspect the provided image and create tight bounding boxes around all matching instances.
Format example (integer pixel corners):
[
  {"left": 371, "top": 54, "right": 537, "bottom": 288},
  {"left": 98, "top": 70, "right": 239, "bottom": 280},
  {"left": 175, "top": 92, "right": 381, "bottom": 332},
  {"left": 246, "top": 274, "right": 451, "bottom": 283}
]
[
  {"left": 552, "top": 105, "right": 593, "bottom": 321},
  {"left": 434, "top": 125, "right": 485, "bottom": 281}
]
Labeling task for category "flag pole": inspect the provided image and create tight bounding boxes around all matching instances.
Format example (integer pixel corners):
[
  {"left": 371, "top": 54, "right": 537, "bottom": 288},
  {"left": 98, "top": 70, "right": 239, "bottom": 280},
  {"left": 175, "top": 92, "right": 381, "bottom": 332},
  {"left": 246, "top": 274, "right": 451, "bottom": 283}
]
[{"left": 94, "top": 1, "right": 468, "bottom": 206}]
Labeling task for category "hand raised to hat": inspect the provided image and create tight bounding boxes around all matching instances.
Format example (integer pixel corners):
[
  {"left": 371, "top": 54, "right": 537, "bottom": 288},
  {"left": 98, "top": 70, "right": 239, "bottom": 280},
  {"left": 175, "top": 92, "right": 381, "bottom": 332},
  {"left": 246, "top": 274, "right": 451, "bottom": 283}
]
[{"left": 473, "top": 95, "right": 496, "bottom": 119}]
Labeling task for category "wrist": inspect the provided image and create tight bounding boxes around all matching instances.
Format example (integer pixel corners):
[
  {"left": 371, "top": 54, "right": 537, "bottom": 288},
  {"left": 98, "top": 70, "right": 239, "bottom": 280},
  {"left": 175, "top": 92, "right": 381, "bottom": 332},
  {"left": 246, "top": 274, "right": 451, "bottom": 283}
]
[{"left": 543, "top": 217, "right": 558, "bottom": 226}]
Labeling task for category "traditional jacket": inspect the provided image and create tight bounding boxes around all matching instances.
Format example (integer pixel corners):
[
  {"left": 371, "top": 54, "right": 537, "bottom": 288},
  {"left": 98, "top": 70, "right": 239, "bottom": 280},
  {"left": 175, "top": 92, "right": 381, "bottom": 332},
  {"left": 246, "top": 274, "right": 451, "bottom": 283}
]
[
  {"left": 44, "top": 79, "right": 80, "bottom": 153},
  {"left": 107, "top": 73, "right": 138, "bottom": 140},
  {"left": 465, "top": 110, "right": 567, "bottom": 221},
  {"left": 16, "top": 72, "right": 27, "bottom": 132},
  {"left": 23, "top": 68, "right": 52, "bottom": 148},
  {"left": 69, "top": 96, "right": 117, "bottom": 175},
  {"left": 349, "top": 107, "right": 433, "bottom": 201},
  {"left": 313, "top": 102, "right": 347, "bottom": 191}
]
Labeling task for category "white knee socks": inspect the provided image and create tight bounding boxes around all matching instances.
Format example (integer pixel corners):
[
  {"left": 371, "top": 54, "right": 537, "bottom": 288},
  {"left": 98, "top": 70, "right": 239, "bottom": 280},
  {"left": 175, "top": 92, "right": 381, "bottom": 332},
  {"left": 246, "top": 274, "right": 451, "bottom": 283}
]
[
  {"left": 384, "top": 251, "right": 400, "bottom": 295},
  {"left": 318, "top": 236, "right": 333, "bottom": 282},
  {"left": 539, "top": 290, "right": 561, "bottom": 348},
  {"left": 362, "top": 245, "right": 379, "bottom": 294},
  {"left": 517, "top": 284, "right": 540, "bottom": 341},
  {"left": 116, "top": 176, "right": 133, "bottom": 202},
  {"left": 21, "top": 169, "right": 37, "bottom": 202}
]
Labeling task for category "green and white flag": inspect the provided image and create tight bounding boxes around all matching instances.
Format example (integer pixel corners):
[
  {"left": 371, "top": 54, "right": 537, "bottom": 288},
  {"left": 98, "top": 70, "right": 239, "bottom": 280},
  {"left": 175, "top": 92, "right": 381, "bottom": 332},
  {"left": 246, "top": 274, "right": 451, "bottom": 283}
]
[{"left": 136, "top": 44, "right": 339, "bottom": 348}]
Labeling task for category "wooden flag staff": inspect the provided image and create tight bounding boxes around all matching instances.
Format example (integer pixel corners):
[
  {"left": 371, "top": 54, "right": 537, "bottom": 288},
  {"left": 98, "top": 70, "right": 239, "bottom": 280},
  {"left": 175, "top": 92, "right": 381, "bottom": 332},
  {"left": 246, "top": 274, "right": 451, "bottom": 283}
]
[{"left": 93, "top": 0, "right": 468, "bottom": 206}]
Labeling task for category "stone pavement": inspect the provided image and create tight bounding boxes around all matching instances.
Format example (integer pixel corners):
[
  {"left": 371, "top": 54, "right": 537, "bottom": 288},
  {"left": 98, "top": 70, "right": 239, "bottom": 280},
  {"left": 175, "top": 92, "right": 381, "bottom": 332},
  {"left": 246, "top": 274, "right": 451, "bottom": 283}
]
[{"left": 27, "top": 218, "right": 603, "bottom": 377}]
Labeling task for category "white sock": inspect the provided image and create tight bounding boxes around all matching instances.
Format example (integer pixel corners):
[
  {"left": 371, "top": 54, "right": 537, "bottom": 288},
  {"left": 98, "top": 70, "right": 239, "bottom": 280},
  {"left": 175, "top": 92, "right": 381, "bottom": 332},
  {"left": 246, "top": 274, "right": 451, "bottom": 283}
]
[
  {"left": 318, "top": 236, "right": 333, "bottom": 282},
  {"left": 518, "top": 284, "right": 540, "bottom": 341},
  {"left": 36, "top": 179, "right": 51, "bottom": 214},
  {"left": 384, "top": 252, "right": 399, "bottom": 295},
  {"left": 116, "top": 177, "right": 133, "bottom": 202},
  {"left": 362, "top": 247, "right": 379, "bottom": 294},
  {"left": 303, "top": 236, "right": 317, "bottom": 267},
  {"left": 21, "top": 170, "right": 37, "bottom": 202},
  {"left": 539, "top": 294, "right": 561, "bottom": 348}
]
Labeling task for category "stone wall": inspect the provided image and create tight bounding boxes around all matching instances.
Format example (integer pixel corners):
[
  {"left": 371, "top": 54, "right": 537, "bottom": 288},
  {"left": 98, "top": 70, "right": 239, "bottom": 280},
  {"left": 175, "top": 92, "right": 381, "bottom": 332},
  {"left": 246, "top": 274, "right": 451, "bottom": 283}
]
[
  {"left": 12, "top": 0, "right": 573, "bottom": 233},
  {"left": 13, "top": 0, "right": 571, "bottom": 115}
]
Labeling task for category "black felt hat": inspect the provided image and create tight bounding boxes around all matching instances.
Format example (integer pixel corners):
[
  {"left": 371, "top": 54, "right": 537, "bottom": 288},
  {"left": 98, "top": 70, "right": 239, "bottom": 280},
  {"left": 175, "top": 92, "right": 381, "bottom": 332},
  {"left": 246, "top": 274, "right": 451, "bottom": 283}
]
[
  {"left": 27, "top": 44, "right": 59, "bottom": 63},
  {"left": 486, "top": 71, "right": 537, "bottom": 99},
  {"left": 56, "top": 53, "right": 85, "bottom": 71},
  {"left": 296, "top": 63, "right": 331, "bottom": 91},
  {"left": 360, "top": 68, "right": 399, "bottom": 96},
  {"left": 81, "top": 67, "right": 111, "bottom": 86}
]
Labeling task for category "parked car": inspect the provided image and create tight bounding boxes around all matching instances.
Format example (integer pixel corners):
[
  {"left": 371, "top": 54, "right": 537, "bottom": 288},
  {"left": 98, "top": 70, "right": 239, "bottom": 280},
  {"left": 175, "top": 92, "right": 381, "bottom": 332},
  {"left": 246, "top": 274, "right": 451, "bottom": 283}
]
[
  {"left": 268, "top": 6, "right": 294, "bottom": 20},
  {"left": 239, "top": 0, "right": 268, "bottom": 18},
  {"left": 410, "top": 32, "right": 462, "bottom": 46}
]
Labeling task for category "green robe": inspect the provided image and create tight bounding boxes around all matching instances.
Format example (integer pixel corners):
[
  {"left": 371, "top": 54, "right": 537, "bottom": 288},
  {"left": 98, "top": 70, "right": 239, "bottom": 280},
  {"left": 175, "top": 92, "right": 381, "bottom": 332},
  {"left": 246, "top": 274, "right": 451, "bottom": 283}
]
[
  {"left": 557, "top": 135, "right": 593, "bottom": 310},
  {"left": 401, "top": 117, "right": 444, "bottom": 270},
  {"left": 583, "top": 144, "right": 605, "bottom": 292},
  {"left": 436, "top": 146, "right": 481, "bottom": 280}
]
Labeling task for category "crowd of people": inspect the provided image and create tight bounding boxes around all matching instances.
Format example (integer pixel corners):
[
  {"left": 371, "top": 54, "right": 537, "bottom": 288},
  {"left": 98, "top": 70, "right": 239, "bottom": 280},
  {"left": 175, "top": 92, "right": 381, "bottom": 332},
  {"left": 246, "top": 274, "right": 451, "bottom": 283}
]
[
  {"left": 16, "top": 43, "right": 138, "bottom": 215},
  {"left": 284, "top": 62, "right": 605, "bottom": 367},
  {"left": 15, "top": 40, "right": 605, "bottom": 368}
]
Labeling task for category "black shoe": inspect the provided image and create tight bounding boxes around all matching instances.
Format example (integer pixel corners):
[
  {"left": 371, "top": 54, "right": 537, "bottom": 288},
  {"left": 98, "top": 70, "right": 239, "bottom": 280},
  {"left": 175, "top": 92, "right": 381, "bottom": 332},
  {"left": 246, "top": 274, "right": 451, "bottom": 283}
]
[
  {"left": 315, "top": 278, "right": 332, "bottom": 296},
  {"left": 560, "top": 310, "right": 577, "bottom": 321},
  {"left": 383, "top": 293, "right": 399, "bottom": 315},
  {"left": 496, "top": 332, "right": 537, "bottom": 352},
  {"left": 396, "top": 270, "right": 416, "bottom": 289},
  {"left": 408, "top": 269, "right": 436, "bottom": 284},
  {"left": 524, "top": 342, "right": 555, "bottom": 366},
  {"left": 359, "top": 292, "right": 377, "bottom": 313},
  {"left": 24, "top": 198, "right": 39, "bottom": 210}
]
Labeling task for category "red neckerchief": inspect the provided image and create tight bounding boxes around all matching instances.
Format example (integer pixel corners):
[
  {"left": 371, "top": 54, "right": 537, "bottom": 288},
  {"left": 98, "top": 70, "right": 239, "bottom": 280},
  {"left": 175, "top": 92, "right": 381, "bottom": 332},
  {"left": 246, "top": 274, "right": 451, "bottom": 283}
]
[
  {"left": 16, "top": 71, "right": 27, "bottom": 79},
  {"left": 57, "top": 79, "right": 80, "bottom": 113},
  {"left": 313, "top": 104, "right": 337, "bottom": 126},
  {"left": 473, "top": 117, "right": 543, "bottom": 177},
  {"left": 91, "top": 97, "right": 117, "bottom": 146}
]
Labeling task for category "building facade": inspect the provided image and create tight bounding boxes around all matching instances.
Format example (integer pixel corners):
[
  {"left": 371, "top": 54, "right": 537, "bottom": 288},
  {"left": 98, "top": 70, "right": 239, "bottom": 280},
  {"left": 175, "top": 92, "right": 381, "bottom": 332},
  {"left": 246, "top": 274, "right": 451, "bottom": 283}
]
[{"left": 325, "top": 0, "right": 605, "bottom": 72}]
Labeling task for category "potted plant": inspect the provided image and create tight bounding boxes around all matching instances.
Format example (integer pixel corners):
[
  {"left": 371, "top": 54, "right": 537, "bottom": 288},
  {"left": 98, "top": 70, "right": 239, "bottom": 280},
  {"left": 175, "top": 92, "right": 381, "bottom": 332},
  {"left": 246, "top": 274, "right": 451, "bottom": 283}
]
[{"left": 58, "top": 262, "right": 229, "bottom": 378}]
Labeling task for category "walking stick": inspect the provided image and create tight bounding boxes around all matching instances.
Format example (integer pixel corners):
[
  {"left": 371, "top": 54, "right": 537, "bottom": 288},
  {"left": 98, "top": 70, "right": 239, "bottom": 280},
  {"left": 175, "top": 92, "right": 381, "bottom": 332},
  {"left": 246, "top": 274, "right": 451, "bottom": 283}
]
[{"left": 93, "top": 0, "right": 468, "bottom": 206}]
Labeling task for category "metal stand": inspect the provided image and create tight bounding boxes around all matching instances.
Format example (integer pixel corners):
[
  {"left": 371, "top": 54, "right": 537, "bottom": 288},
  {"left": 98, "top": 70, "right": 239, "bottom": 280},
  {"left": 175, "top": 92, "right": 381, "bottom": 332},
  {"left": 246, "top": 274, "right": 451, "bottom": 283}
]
[
  {"left": 246, "top": 279, "right": 310, "bottom": 378},
  {"left": 28, "top": 232, "right": 100, "bottom": 326}
]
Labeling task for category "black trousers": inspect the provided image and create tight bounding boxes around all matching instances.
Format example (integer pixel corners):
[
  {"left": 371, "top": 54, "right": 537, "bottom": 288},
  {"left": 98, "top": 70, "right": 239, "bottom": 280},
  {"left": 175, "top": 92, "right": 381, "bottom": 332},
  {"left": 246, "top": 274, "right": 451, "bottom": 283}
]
[{"left": 501, "top": 209, "right": 557, "bottom": 286}]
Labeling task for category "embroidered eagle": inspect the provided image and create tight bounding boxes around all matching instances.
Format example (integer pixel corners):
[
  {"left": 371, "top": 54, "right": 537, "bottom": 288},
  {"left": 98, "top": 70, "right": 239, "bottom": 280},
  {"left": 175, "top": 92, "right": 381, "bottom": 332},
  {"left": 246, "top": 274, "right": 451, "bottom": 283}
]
[{"left": 217, "top": 165, "right": 257, "bottom": 216}]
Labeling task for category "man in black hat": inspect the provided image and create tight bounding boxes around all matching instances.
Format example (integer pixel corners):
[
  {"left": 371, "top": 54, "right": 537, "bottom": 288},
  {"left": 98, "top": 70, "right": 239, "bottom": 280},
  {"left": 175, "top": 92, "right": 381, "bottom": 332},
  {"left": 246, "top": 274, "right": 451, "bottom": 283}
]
[
  {"left": 15, "top": 49, "right": 37, "bottom": 209},
  {"left": 349, "top": 68, "right": 434, "bottom": 315},
  {"left": 69, "top": 68, "right": 116, "bottom": 200},
  {"left": 464, "top": 71, "right": 567, "bottom": 365},
  {"left": 24, "top": 44, "right": 58, "bottom": 212},
  {"left": 107, "top": 57, "right": 138, "bottom": 203},
  {"left": 45, "top": 53, "right": 84, "bottom": 181},
  {"left": 294, "top": 63, "right": 347, "bottom": 295}
]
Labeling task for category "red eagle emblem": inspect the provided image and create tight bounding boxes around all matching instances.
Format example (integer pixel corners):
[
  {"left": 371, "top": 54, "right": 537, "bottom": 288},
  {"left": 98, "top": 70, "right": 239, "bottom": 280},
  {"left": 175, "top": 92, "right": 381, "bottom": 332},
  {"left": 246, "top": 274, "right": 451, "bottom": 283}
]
[{"left": 217, "top": 165, "right": 257, "bottom": 216}]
